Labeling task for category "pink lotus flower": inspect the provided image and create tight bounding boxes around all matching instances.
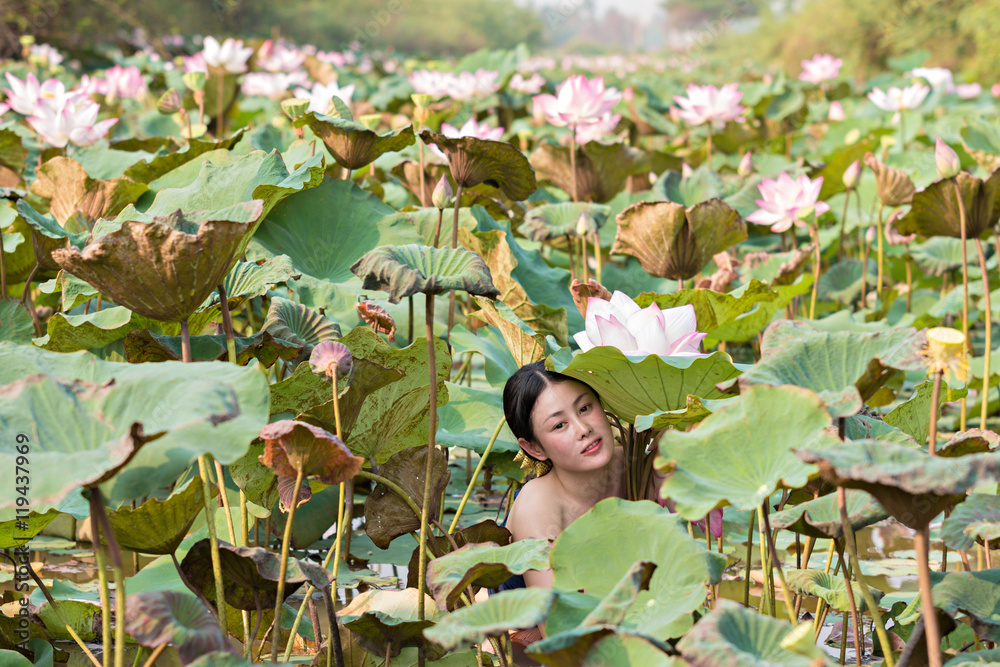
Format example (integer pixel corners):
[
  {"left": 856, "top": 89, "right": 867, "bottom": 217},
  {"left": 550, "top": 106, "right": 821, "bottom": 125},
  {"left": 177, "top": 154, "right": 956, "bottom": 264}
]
[
  {"left": 27, "top": 43, "right": 63, "bottom": 69},
  {"left": 255, "top": 41, "right": 306, "bottom": 73},
  {"left": 746, "top": 172, "right": 831, "bottom": 233},
  {"left": 956, "top": 83, "right": 982, "bottom": 99},
  {"left": 28, "top": 97, "right": 117, "bottom": 147},
  {"left": 201, "top": 36, "right": 254, "bottom": 74},
  {"left": 99, "top": 65, "right": 146, "bottom": 103},
  {"left": 446, "top": 69, "right": 500, "bottom": 101},
  {"left": 0, "top": 103, "right": 8, "bottom": 117},
  {"left": 867, "top": 84, "right": 929, "bottom": 112},
  {"left": 409, "top": 70, "right": 449, "bottom": 98},
  {"left": 293, "top": 80, "right": 355, "bottom": 114},
  {"left": 428, "top": 118, "right": 505, "bottom": 161},
  {"left": 317, "top": 50, "right": 355, "bottom": 68},
  {"left": 4, "top": 72, "right": 84, "bottom": 116},
  {"left": 533, "top": 75, "right": 621, "bottom": 129},
  {"left": 182, "top": 53, "right": 208, "bottom": 75},
  {"left": 799, "top": 54, "right": 842, "bottom": 84},
  {"left": 885, "top": 213, "right": 916, "bottom": 246},
  {"left": 673, "top": 83, "right": 745, "bottom": 128},
  {"left": 509, "top": 72, "right": 546, "bottom": 95},
  {"left": 572, "top": 112, "right": 621, "bottom": 144},
  {"left": 993, "top": 84, "right": 1000, "bottom": 99},
  {"left": 573, "top": 291, "right": 707, "bottom": 358},
  {"left": 242, "top": 71, "right": 308, "bottom": 100},
  {"left": 828, "top": 100, "right": 846, "bottom": 121}
]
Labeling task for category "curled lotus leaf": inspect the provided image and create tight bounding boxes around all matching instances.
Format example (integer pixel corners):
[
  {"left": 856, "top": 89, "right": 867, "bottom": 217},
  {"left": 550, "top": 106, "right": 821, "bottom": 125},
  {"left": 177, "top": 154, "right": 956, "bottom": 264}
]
[
  {"left": 390, "top": 159, "right": 451, "bottom": 205},
  {"left": 258, "top": 419, "right": 364, "bottom": 484},
  {"left": 864, "top": 152, "right": 916, "bottom": 207},
  {"left": 656, "top": 384, "right": 842, "bottom": 520},
  {"left": 106, "top": 477, "right": 214, "bottom": 555},
  {"left": 941, "top": 494, "right": 1000, "bottom": 551},
  {"left": 737, "top": 319, "right": 927, "bottom": 418},
  {"left": 0, "top": 508, "right": 60, "bottom": 549},
  {"left": 0, "top": 129, "right": 28, "bottom": 175},
  {"left": 785, "top": 569, "right": 884, "bottom": 612},
  {"left": 520, "top": 202, "right": 611, "bottom": 241},
  {"left": 470, "top": 296, "right": 549, "bottom": 369},
  {"left": 611, "top": 199, "right": 746, "bottom": 281},
  {"left": 932, "top": 570, "right": 1000, "bottom": 644},
  {"left": 427, "top": 539, "right": 552, "bottom": 611},
  {"left": 261, "top": 296, "right": 341, "bottom": 362},
  {"left": 51, "top": 201, "right": 264, "bottom": 322},
  {"left": 29, "top": 156, "right": 147, "bottom": 227},
  {"left": 676, "top": 602, "right": 830, "bottom": 666},
  {"left": 530, "top": 142, "right": 650, "bottom": 203},
  {"left": 365, "top": 446, "right": 449, "bottom": 549},
  {"left": 124, "top": 591, "right": 230, "bottom": 665},
  {"left": 420, "top": 129, "right": 536, "bottom": 201},
  {"left": 423, "top": 587, "right": 556, "bottom": 652},
  {"left": 180, "top": 538, "right": 331, "bottom": 610},
  {"left": 338, "top": 588, "right": 443, "bottom": 660},
  {"left": 938, "top": 429, "right": 1000, "bottom": 457},
  {"left": 897, "top": 169, "right": 1000, "bottom": 239},
  {"left": 406, "top": 519, "right": 513, "bottom": 589},
  {"left": 350, "top": 244, "right": 499, "bottom": 304},
  {"left": 297, "top": 112, "right": 415, "bottom": 170},
  {"left": 276, "top": 474, "right": 311, "bottom": 512},
  {"left": 796, "top": 440, "right": 1000, "bottom": 529},
  {"left": 910, "top": 237, "right": 986, "bottom": 277},
  {"left": 769, "top": 489, "right": 887, "bottom": 539}
]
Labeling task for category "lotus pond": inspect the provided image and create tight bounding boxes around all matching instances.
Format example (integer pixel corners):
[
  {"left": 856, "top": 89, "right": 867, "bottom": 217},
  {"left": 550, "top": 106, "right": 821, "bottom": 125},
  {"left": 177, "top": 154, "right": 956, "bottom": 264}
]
[{"left": 3, "top": 34, "right": 1000, "bottom": 667}]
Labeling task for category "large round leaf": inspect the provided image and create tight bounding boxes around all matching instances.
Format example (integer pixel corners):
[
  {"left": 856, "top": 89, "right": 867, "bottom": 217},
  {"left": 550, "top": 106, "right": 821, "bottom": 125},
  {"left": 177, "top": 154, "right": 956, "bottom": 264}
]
[
  {"left": 737, "top": 320, "right": 927, "bottom": 418},
  {"left": 945, "top": 649, "right": 1000, "bottom": 666},
  {"left": 423, "top": 587, "right": 556, "bottom": 652},
  {"left": 548, "top": 347, "right": 741, "bottom": 425},
  {"left": 338, "top": 588, "right": 443, "bottom": 659},
  {"left": 364, "top": 446, "right": 449, "bottom": 549},
  {"left": 656, "top": 384, "right": 841, "bottom": 520},
  {"left": 427, "top": 539, "right": 551, "bottom": 611},
  {"left": 785, "top": 569, "right": 884, "bottom": 612},
  {"left": 932, "top": 570, "right": 1000, "bottom": 643},
  {"left": 520, "top": 202, "right": 611, "bottom": 241},
  {"left": 797, "top": 440, "right": 1000, "bottom": 529},
  {"left": 910, "top": 237, "right": 985, "bottom": 276},
  {"left": 676, "top": 602, "right": 830, "bottom": 666},
  {"left": 29, "top": 156, "right": 147, "bottom": 227},
  {"left": 897, "top": 170, "right": 1000, "bottom": 239},
  {"left": 300, "top": 112, "right": 415, "bottom": 170},
  {"left": 420, "top": 129, "right": 536, "bottom": 201},
  {"left": 769, "top": 489, "right": 887, "bottom": 539},
  {"left": 350, "top": 244, "right": 500, "bottom": 304},
  {"left": 122, "top": 329, "right": 301, "bottom": 366},
  {"left": 530, "top": 142, "right": 649, "bottom": 203},
  {"left": 107, "top": 477, "right": 214, "bottom": 555},
  {"left": 551, "top": 498, "right": 725, "bottom": 639},
  {"left": 124, "top": 591, "right": 230, "bottom": 665},
  {"left": 941, "top": 494, "right": 1000, "bottom": 551},
  {"left": 0, "top": 508, "right": 60, "bottom": 549},
  {"left": 258, "top": 419, "right": 363, "bottom": 484}
]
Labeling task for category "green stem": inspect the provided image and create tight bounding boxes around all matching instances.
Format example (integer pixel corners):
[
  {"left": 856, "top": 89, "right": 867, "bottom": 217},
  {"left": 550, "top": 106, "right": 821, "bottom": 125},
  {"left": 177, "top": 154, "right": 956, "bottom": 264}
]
[
  {"left": 957, "top": 180, "right": 970, "bottom": 432},
  {"left": 356, "top": 470, "right": 423, "bottom": 520},
  {"left": 446, "top": 185, "right": 464, "bottom": 346},
  {"left": 759, "top": 505, "right": 797, "bottom": 624},
  {"left": 705, "top": 124, "right": 713, "bottom": 171},
  {"left": 744, "top": 507, "right": 755, "bottom": 608},
  {"left": 569, "top": 124, "right": 579, "bottom": 201},
  {"left": 197, "top": 456, "right": 228, "bottom": 637},
  {"left": 0, "top": 226, "right": 6, "bottom": 297},
  {"left": 928, "top": 370, "right": 944, "bottom": 455},
  {"left": 213, "top": 460, "right": 250, "bottom": 653},
  {"left": 915, "top": 526, "right": 943, "bottom": 667},
  {"left": 218, "top": 284, "right": 238, "bottom": 364},
  {"left": 810, "top": 221, "right": 820, "bottom": 319},
  {"left": 592, "top": 231, "right": 602, "bottom": 283},
  {"left": 419, "top": 293, "right": 437, "bottom": 623},
  {"left": 976, "top": 237, "right": 992, "bottom": 430},
  {"left": 93, "top": 517, "right": 111, "bottom": 667},
  {"left": 90, "top": 490, "right": 126, "bottom": 667},
  {"left": 449, "top": 418, "right": 505, "bottom": 533},
  {"left": 876, "top": 201, "right": 885, "bottom": 294},
  {"left": 216, "top": 72, "right": 225, "bottom": 139},
  {"left": 838, "top": 188, "right": 850, "bottom": 263},
  {"left": 270, "top": 468, "right": 305, "bottom": 661}
]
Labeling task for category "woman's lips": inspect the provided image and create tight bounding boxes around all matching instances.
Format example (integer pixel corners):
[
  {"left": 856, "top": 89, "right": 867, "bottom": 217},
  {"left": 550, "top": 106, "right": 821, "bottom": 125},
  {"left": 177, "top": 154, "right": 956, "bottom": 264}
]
[{"left": 582, "top": 438, "right": 602, "bottom": 455}]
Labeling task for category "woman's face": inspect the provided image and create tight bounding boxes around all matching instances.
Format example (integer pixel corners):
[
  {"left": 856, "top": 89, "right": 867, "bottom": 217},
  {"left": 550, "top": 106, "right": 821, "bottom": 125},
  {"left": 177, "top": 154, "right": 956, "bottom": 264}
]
[{"left": 518, "top": 380, "right": 615, "bottom": 474}]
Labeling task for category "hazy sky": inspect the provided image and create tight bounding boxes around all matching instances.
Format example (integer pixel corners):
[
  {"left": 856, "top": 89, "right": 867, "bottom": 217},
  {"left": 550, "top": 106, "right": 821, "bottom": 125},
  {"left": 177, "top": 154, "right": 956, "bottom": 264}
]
[{"left": 519, "top": 0, "right": 666, "bottom": 18}]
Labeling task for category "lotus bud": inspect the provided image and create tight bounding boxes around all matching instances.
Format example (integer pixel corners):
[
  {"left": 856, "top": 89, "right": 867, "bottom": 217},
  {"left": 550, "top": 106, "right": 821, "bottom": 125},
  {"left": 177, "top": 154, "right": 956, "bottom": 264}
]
[
  {"left": 993, "top": 83, "right": 1000, "bottom": 99},
  {"left": 157, "top": 89, "right": 183, "bottom": 115},
  {"left": 182, "top": 71, "right": 206, "bottom": 92},
  {"left": 623, "top": 86, "right": 635, "bottom": 103},
  {"left": 309, "top": 340, "right": 353, "bottom": 381},
  {"left": 828, "top": 100, "right": 846, "bottom": 121},
  {"left": 921, "top": 327, "right": 968, "bottom": 383},
  {"left": 935, "top": 137, "right": 961, "bottom": 179},
  {"left": 865, "top": 226, "right": 877, "bottom": 244},
  {"left": 431, "top": 175, "right": 453, "bottom": 210},
  {"left": 737, "top": 151, "right": 753, "bottom": 177},
  {"left": 281, "top": 97, "right": 310, "bottom": 120},
  {"left": 681, "top": 162, "right": 693, "bottom": 178},
  {"left": 575, "top": 213, "right": 594, "bottom": 237},
  {"left": 411, "top": 93, "right": 433, "bottom": 109},
  {"left": 842, "top": 159, "right": 861, "bottom": 189}
]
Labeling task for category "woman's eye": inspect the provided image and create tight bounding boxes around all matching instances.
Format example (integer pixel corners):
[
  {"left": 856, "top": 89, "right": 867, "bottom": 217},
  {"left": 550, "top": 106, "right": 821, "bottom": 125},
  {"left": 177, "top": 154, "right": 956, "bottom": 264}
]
[{"left": 553, "top": 422, "right": 565, "bottom": 430}]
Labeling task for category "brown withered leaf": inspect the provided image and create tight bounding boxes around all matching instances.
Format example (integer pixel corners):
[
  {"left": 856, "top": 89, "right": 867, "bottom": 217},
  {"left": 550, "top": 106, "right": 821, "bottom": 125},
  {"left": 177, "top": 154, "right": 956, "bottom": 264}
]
[
  {"left": 420, "top": 129, "right": 536, "bottom": 201},
  {"left": 864, "top": 152, "right": 915, "bottom": 207},
  {"left": 569, "top": 278, "right": 612, "bottom": 319},
  {"left": 897, "top": 169, "right": 1000, "bottom": 239},
  {"left": 30, "top": 157, "right": 147, "bottom": 227},
  {"left": 258, "top": 419, "right": 364, "bottom": 485}
]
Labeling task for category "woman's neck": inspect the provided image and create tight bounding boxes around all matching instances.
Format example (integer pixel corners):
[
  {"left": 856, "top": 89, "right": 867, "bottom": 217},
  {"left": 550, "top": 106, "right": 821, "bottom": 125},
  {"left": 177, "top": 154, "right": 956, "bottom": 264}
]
[{"left": 549, "top": 457, "right": 618, "bottom": 510}]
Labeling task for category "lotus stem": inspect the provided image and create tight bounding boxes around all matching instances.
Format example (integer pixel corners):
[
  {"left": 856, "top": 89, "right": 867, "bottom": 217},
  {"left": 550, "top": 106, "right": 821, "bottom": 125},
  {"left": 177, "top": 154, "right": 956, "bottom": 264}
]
[
  {"left": 239, "top": 489, "right": 249, "bottom": 546},
  {"left": 217, "top": 284, "right": 238, "bottom": 364},
  {"left": 345, "top": 168, "right": 352, "bottom": 182},
  {"left": 810, "top": 221, "right": 820, "bottom": 319},
  {"left": 449, "top": 417, "right": 505, "bottom": 533},
  {"left": 488, "top": 634, "right": 510, "bottom": 667},
  {"left": 928, "top": 369, "right": 944, "bottom": 455},
  {"left": 418, "top": 136, "right": 427, "bottom": 207},
  {"left": 976, "top": 238, "right": 993, "bottom": 429},
  {"left": 876, "top": 201, "right": 885, "bottom": 294},
  {"left": 813, "top": 540, "right": 837, "bottom": 638},
  {"left": 840, "top": 610, "right": 849, "bottom": 665},
  {"left": 89, "top": 488, "right": 128, "bottom": 667},
  {"left": 833, "top": 540, "right": 861, "bottom": 666},
  {"left": 250, "top": 591, "right": 262, "bottom": 660},
  {"left": 744, "top": 507, "right": 755, "bottom": 609},
  {"left": 956, "top": 181, "right": 971, "bottom": 431},
  {"left": 408, "top": 296, "right": 415, "bottom": 344},
  {"left": 213, "top": 459, "right": 250, "bottom": 651},
  {"left": 759, "top": 505, "right": 797, "bottom": 624},
  {"left": 592, "top": 231, "right": 602, "bottom": 283},
  {"left": 915, "top": 525, "right": 943, "bottom": 667},
  {"left": 197, "top": 456, "right": 228, "bottom": 638},
  {"left": 323, "top": 585, "right": 345, "bottom": 667},
  {"left": 417, "top": 292, "right": 439, "bottom": 627},
  {"left": 446, "top": 186, "right": 464, "bottom": 345},
  {"left": 569, "top": 125, "right": 579, "bottom": 201},
  {"left": 216, "top": 72, "right": 225, "bottom": 139},
  {"left": 0, "top": 228, "right": 6, "bottom": 297},
  {"left": 565, "top": 234, "right": 576, "bottom": 283},
  {"left": 432, "top": 209, "right": 443, "bottom": 248},
  {"left": 270, "top": 467, "right": 305, "bottom": 660},
  {"left": 139, "top": 645, "right": 166, "bottom": 667},
  {"left": 838, "top": 486, "right": 894, "bottom": 666},
  {"left": 859, "top": 227, "right": 869, "bottom": 312},
  {"left": 580, "top": 233, "right": 589, "bottom": 283},
  {"left": 180, "top": 318, "right": 192, "bottom": 363},
  {"left": 21, "top": 261, "right": 40, "bottom": 336},
  {"left": 756, "top": 505, "right": 774, "bottom": 616},
  {"left": 92, "top": 513, "right": 112, "bottom": 667},
  {"left": 838, "top": 188, "right": 851, "bottom": 263},
  {"left": 898, "top": 112, "right": 906, "bottom": 153}
]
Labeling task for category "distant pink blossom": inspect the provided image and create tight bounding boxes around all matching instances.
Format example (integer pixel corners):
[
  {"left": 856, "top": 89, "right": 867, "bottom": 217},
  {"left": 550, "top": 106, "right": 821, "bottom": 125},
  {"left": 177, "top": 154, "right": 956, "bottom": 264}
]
[
  {"left": 98, "top": 65, "right": 146, "bottom": 102},
  {"left": 409, "top": 70, "right": 452, "bottom": 98},
  {"left": 446, "top": 69, "right": 500, "bottom": 101},
  {"left": 799, "top": 54, "right": 842, "bottom": 84},
  {"left": 242, "top": 71, "right": 309, "bottom": 100},
  {"left": 993, "top": 84, "right": 1000, "bottom": 99},
  {"left": 746, "top": 172, "right": 831, "bottom": 233},
  {"left": 509, "top": 72, "right": 546, "bottom": 95},
  {"left": 828, "top": 100, "right": 846, "bottom": 121},
  {"left": 533, "top": 75, "right": 621, "bottom": 143},
  {"left": 573, "top": 291, "right": 707, "bottom": 358},
  {"left": 673, "top": 83, "right": 745, "bottom": 128},
  {"left": 255, "top": 41, "right": 306, "bottom": 73},
  {"left": 28, "top": 97, "right": 117, "bottom": 147},
  {"left": 909, "top": 67, "right": 954, "bottom": 93},
  {"left": 956, "top": 83, "right": 982, "bottom": 99},
  {"left": 182, "top": 53, "right": 208, "bottom": 74},
  {"left": 428, "top": 118, "right": 504, "bottom": 160}
]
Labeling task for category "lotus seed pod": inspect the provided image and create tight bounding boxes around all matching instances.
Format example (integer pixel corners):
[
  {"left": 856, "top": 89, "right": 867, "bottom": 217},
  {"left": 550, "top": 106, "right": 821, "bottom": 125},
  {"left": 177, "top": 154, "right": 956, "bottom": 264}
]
[
  {"left": 157, "top": 89, "right": 183, "bottom": 115},
  {"left": 431, "top": 175, "right": 453, "bottom": 210},
  {"left": 935, "top": 137, "right": 961, "bottom": 179},
  {"left": 182, "top": 71, "right": 206, "bottom": 92},
  {"left": 922, "top": 327, "right": 968, "bottom": 383},
  {"left": 842, "top": 159, "right": 861, "bottom": 189},
  {"left": 309, "top": 340, "right": 353, "bottom": 380},
  {"left": 411, "top": 93, "right": 433, "bottom": 109}
]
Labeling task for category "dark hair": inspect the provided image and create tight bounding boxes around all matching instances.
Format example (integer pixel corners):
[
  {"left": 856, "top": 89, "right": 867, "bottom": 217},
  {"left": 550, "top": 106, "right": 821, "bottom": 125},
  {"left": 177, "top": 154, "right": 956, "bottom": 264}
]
[{"left": 502, "top": 361, "right": 600, "bottom": 448}]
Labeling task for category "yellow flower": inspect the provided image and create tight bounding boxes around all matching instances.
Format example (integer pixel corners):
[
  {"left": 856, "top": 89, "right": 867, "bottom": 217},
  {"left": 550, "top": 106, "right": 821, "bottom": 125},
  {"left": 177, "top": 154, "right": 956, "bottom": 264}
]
[{"left": 921, "top": 327, "right": 968, "bottom": 384}]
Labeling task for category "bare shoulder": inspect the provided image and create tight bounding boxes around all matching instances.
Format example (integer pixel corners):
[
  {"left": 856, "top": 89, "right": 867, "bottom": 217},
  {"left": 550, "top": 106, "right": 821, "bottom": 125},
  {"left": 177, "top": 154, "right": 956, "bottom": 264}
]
[{"left": 506, "top": 476, "right": 564, "bottom": 542}]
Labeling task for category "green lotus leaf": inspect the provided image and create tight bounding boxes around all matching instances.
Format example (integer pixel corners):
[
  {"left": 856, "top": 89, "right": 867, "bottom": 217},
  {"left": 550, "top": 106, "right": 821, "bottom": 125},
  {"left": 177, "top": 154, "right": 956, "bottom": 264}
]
[
  {"left": 0, "top": 297, "right": 32, "bottom": 345},
  {"left": 633, "top": 395, "right": 716, "bottom": 430},
  {"left": 910, "top": 238, "right": 985, "bottom": 277},
  {"left": 106, "top": 477, "right": 214, "bottom": 555},
  {"left": 785, "top": 569, "right": 884, "bottom": 612},
  {"left": 520, "top": 202, "right": 611, "bottom": 241},
  {"left": 229, "top": 442, "right": 279, "bottom": 518},
  {"left": 435, "top": 382, "right": 519, "bottom": 454},
  {"left": 405, "top": 519, "right": 513, "bottom": 588},
  {"left": 258, "top": 419, "right": 364, "bottom": 483},
  {"left": 551, "top": 498, "right": 726, "bottom": 639},
  {"left": 676, "top": 602, "right": 830, "bottom": 666},
  {"left": 812, "top": 132, "right": 884, "bottom": 201},
  {"left": 124, "top": 591, "right": 229, "bottom": 664},
  {"left": 737, "top": 320, "right": 927, "bottom": 418},
  {"left": 427, "top": 539, "right": 552, "bottom": 611},
  {"left": 180, "top": 539, "right": 331, "bottom": 611},
  {"left": 656, "top": 384, "right": 841, "bottom": 519},
  {"left": 797, "top": 440, "right": 1000, "bottom": 529},
  {"left": 897, "top": 170, "right": 1000, "bottom": 239},
  {"left": 204, "top": 255, "right": 297, "bottom": 309},
  {"left": 885, "top": 379, "right": 968, "bottom": 445},
  {"left": 940, "top": 429, "right": 999, "bottom": 457},
  {"left": 36, "top": 598, "right": 101, "bottom": 641},
  {"left": 37, "top": 306, "right": 216, "bottom": 353},
  {"left": 932, "top": 570, "right": 1000, "bottom": 644},
  {"left": 364, "top": 446, "right": 449, "bottom": 549},
  {"left": 653, "top": 165, "right": 724, "bottom": 207},
  {"left": 0, "top": 342, "right": 269, "bottom": 505},
  {"left": 635, "top": 279, "right": 809, "bottom": 344},
  {"left": 0, "top": 508, "right": 60, "bottom": 549},
  {"left": 16, "top": 200, "right": 88, "bottom": 247},
  {"left": 611, "top": 199, "right": 746, "bottom": 281},
  {"left": 186, "top": 652, "right": 294, "bottom": 667},
  {"left": 260, "top": 296, "right": 341, "bottom": 361},
  {"left": 548, "top": 347, "right": 741, "bottom": 425},
  {"left": 121, "top": 132, "right": 245, "bottom": 184},
  {"left": 530, "top": 142, "right": 649, "bottom": 203},
  {"left": 960, "top": 116, "right": 1000, "bottom": 172},
  {"left": 299, "top": 112, "right": 415, "bottom": 170},
  {"left": 351, "top": 243, "right": 499, "bottom": 304},
  {"left": 578, "top": 634, "right": 681, "bottom": 667},
  {"left": 0, "top": 129, "right": 28, "bottom": 174},
  {"left": 0, "top": 650, "right": 32, "bottom": 666},
  {"left": 941, "top": 494, "right": 1000, "bottom": 551},
  {"left": 423, "top": 587, "right": 556, "bottom": 652},
  {"left": 529, "top": 627, "right": 678, "bottom": 667},
  {"left": 843, "top": 411, "right": 919, "bottom": 446},
  {"left": 449, "top": 323, "right": 518, "bottom": 388},
  {"left": 420, "top": 129, "right": 536, "bottom": 200},
  {"left": 769, "top": 489, "right": 888, "bottom": 539},
  {"left": 52, "top": 202, "right": 264, "bottom": 322},
  {"left": 945, "top": 648, "right": 1000, "bottom": 667},
  {"left": 122, "top": 329, "right": 301, "bottom": 367},
  {"left": 58, "top": 270, "right": 100, "bottom": 310},
  {"left": 338, "top": 588, "right": 444, "bottom": 659},
  {"left": 816, "top": 260, "right": 876, "bottom": 305}
]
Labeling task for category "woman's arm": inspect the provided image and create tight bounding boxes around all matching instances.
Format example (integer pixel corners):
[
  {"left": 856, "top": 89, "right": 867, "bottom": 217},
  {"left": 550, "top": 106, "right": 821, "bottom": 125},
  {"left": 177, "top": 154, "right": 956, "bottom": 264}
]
[{"left": 506, "top": 481, "right": 559, "bottom": 589}]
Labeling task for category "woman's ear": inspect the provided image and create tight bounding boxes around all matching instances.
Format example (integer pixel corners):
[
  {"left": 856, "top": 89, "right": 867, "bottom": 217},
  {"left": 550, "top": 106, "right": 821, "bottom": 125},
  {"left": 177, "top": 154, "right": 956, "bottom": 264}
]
[{"left": 517, "top": 437, "right": 548, "bottom": 462}]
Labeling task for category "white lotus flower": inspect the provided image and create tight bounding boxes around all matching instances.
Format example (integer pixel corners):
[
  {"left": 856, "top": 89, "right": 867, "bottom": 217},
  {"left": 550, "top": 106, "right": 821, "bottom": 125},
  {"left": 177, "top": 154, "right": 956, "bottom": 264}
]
[
  {"left": 909, "top": 67, "right": 954, "bottom": 93},
  {"left": 573, "top": 291, "right": 707, "bottom": 358},
  {"left": 201, "top": 36, "right": 253, "bottom": 74},
  {"left": 293, "top": 81, "right": 355, "bottom": 114},
  {"left": 867, "top": 84, "right": 930, "bottom": 112}
]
